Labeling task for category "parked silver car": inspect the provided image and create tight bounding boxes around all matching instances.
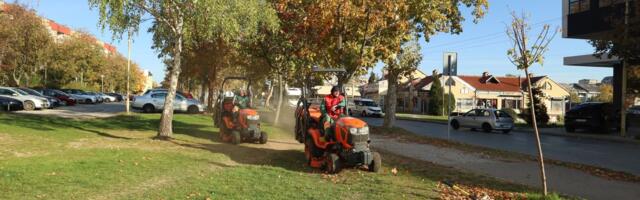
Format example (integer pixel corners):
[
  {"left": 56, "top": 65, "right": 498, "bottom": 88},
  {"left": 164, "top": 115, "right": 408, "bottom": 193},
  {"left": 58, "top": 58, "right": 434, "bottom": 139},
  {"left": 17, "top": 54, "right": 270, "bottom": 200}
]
[
  {"left": 17, "top": 88, "right": 60, "bottom": 108},
  {"left": 131, "top": 92, "right": 203, "bottom": 113},
  {"left": 61, "top": 89, "right": 99, "bottom": 104},
  {"left": 450, "top": 108, "right": 514, "bottom": 134},
  {"left": 98, "top": 93, "right": 116, "bottom": 102},
  {"left": 0, "top": 87, "right": 49, "bottom": 111}
]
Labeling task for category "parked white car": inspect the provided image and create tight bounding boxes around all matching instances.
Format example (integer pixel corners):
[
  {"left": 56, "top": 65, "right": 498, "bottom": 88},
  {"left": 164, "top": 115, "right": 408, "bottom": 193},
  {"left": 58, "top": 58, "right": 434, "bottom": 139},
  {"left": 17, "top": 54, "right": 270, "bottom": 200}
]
[
  {"left": 0, "top": 87, "right": 49, "bottom": 111},
  {"left": 98, "top": 93, "right": 117, "bottom": 102},
  {"left": 352, "top": 98, "right": 384, "bottom": 117},
  {"left": 450, "top": 108, "right": 515, "bottom": 134},
  {"left": 131, "top": 92, "right": 203, "bottom": 113}
]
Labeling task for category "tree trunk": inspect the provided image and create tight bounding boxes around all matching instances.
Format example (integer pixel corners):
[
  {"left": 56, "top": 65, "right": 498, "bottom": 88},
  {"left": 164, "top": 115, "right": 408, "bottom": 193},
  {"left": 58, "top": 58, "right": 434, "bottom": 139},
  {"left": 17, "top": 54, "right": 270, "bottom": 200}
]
[
  {"left": 383, "top": 73, "right": 398, "bottom": 128},
  {"left": 274, "top": 75, "right": 285, "bottom": 125},
  {"left": 525, "top": 67, "right": 548, "bottom": 195},
  {"left": 207, "top": 80, "right": 216, "bottom": 112},
  {"left": 200, "top": 76, "right": 208, "bottom": 103},
  {"left": 265, "top": 79, "right": 275, "bottom": 108},
  {"left": 157, "top": 20, "right": 184, "bottom": 140}
]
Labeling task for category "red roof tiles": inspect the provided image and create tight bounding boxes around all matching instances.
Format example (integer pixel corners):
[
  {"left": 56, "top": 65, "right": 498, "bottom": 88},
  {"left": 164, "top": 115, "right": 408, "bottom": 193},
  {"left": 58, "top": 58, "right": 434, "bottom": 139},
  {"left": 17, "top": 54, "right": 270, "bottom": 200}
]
[
  {"left": 48, "top": 21, "right": 71, "bottom": 35},
  {"left": 458, "top": 76, "right": 523, "bottom": 92}
]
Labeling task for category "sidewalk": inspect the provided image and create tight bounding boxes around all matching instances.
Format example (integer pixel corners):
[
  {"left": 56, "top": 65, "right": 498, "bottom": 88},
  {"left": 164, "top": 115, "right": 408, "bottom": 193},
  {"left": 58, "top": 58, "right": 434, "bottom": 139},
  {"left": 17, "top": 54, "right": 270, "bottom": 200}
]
[
  {"left": 396, "top": 113, "right": 640, "bottom": 144},
  {"left": 372, "top": 134, "right": 640, "bottom": 199}
]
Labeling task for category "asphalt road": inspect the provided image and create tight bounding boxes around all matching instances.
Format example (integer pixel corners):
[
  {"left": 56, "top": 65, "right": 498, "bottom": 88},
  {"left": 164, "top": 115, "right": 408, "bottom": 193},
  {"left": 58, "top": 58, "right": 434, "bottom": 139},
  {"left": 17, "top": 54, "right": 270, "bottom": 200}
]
[
  {"left": 364, "top": 117, "right": 640, "bottom": 176},
  {"left": 15, "top": 102, "right": 133, "bottom": 119}
]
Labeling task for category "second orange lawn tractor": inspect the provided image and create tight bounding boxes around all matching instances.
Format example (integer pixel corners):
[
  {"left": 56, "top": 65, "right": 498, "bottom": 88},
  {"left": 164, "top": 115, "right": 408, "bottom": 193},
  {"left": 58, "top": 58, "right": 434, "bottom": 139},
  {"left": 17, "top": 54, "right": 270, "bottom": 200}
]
[
  {"left": 294, "top": 67, "right": 381, "bottom": 174},
  {"left": 214, "top": 77, "right": 267, "bottom": 145}
]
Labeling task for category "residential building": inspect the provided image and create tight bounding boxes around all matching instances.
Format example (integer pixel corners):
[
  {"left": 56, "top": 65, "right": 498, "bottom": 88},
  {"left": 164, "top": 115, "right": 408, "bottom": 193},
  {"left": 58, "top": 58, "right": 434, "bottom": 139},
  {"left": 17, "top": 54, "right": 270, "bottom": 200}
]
[
  {"left": 602, "top": 76, "right": 614, "bottom": 84},
  {"left": 573, "top": 83, "right": 601, "bottom": 102},
  {"left": 1, "top": 2, "right": 116, "bottom": 54},
  {"left": 578, "top": 79, "right": 600, "bottom": 85},
  {"left": 363, "top": 69, "right": 427, "bottom": 109},
  {"left": 394, "top": 71, "right": 570, "bottom": 122}
]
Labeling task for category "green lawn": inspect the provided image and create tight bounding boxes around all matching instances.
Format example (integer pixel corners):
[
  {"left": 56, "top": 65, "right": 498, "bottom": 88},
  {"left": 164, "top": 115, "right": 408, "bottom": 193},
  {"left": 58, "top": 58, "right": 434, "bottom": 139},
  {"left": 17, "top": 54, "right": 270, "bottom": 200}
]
[{"left": 0, "top": 113, "right": 557, "bottom": 199}]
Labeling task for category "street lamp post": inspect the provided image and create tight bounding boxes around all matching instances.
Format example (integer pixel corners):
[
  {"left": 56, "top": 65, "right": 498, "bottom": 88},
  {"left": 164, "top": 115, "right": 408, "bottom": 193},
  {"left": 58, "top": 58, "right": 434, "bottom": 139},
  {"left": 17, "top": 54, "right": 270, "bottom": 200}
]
[{"left": 125, "top": 29, "right": 132, "bottom": 114}]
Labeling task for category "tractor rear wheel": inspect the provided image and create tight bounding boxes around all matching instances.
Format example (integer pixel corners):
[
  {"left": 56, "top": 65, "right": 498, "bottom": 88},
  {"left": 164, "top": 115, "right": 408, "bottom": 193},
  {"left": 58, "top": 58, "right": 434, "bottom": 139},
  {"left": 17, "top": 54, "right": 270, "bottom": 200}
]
[
  {"left": 326, "top": 153, "right": 341, "bottom": 174},
  {"left": 231, "top": 131, "right": 241, "bottom": 145},
  {"left": 259, "top": 131, "right": 268, "bottom": 144},
  {"left": 369, "top": 152, "right": 382, "bottom": 172}
]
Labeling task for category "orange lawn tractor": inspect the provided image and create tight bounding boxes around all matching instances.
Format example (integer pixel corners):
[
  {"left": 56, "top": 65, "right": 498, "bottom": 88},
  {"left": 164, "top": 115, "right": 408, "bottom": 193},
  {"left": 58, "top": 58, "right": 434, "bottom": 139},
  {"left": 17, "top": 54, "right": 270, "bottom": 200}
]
[
  {"left": 213, "top": 77, "right": 267, "bottom": 145},
  {"left": 294, "top": 68, "right": 381, "bottom": 174}
]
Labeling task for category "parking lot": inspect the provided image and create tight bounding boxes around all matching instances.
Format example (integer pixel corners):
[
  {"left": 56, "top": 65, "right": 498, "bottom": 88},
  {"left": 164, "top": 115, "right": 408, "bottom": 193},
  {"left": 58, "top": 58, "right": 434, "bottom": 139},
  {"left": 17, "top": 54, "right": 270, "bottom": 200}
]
[{"left": 15, "top": 102, "right": 133, "bottom": 119}]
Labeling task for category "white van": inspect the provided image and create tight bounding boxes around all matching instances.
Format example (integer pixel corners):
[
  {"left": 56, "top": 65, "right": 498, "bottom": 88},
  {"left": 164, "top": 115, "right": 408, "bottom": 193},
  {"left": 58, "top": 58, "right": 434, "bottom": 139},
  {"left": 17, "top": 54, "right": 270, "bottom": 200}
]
[
  {"left": 285, "top": 87, "right": 302, "bottom": 108},
  {"left": 352, "top": 98, "right": 384, "bottom": 117}
]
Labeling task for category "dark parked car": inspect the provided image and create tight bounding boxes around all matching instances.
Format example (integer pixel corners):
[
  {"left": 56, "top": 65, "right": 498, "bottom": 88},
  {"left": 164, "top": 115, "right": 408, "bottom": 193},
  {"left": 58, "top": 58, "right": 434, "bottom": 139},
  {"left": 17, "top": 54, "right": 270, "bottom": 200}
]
[
  {"left": 565, "top": 102, "right": 624, "bottom": 133},
  {"left": 0, "top": 96, "right": 23, "bottom": 111},
  {"left": 37, "top": 89, "right": 77, "bottom": 106}
]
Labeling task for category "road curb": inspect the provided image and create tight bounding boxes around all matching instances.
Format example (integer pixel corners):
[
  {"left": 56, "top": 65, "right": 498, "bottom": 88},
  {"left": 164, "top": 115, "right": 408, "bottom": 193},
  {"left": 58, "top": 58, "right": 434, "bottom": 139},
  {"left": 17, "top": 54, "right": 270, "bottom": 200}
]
[{"left": 397, "top": 117, "right": 640, "bottom": 145}]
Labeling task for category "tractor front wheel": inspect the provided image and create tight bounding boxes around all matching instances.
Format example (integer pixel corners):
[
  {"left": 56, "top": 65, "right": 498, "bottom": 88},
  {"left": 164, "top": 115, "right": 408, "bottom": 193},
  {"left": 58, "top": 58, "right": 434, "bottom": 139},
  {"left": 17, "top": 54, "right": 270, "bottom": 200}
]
[
  {"left": 369, "top": 152, "right": 382, "bottom": 173},
  {"left": 259, "top": 131, "right": 268, "bottom": 144},
  {"left": 231, "top": 131, "right": 241, "bottom": 145}
]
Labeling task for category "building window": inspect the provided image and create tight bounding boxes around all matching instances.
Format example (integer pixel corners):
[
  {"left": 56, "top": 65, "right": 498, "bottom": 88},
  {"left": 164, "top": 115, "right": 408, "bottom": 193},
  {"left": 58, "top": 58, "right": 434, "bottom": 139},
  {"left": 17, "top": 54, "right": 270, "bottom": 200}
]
[
  {"left": 543, "top": 82, "right": 552, "bottom": 90},
  {"left": 456, "top": 98, "right": 474, "bottom": 111},
  {"left": 460, "top": 87, "right": 470, "bottom": 94},
  {"left": 569, "top": 0, "right": 591, "bottom": 14},
  {"left": 599, "top": 0, "right": 624, "bottom": 7},
  {"left": 477, "top": 99, "right": 497, "bottom": 109},
  {"left": 550, "top": 100, "right": 564, "bottom": 113},
  {"left": 502, "top": 99, "right": 522, "bottom": 110}
]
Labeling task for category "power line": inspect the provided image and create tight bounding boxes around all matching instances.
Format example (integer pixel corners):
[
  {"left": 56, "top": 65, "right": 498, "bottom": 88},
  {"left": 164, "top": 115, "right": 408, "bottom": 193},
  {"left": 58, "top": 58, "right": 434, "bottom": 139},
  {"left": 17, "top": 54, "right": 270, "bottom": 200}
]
[{"left": 423, "top": 17, "right": 561, "bottom": 50}]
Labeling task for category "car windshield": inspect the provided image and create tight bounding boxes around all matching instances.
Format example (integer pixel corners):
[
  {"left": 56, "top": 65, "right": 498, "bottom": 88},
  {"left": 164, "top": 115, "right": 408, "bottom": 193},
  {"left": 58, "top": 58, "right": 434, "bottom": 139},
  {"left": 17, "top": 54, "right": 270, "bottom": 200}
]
[
  {"left": 53, "top": 90, "right": 69, "bottom": 96},
  {"left": 494, "top": 110, "right": 512, "bottom": 118},
  {"left": 14, "top": 89, "right": 29, "bottom": 95},
  {"left": 362, "top": 101, "right": 378, "bottom": 107},
  {"left": 19, "top": 88, "right": 42, "bottom": 96}
]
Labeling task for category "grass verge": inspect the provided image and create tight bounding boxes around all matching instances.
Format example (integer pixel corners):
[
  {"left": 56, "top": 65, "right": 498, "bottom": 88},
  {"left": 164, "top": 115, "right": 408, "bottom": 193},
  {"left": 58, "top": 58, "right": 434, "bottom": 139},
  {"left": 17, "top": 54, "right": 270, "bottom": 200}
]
[{"left": 1, "top": 112, "right": 562, "bottom": 199}]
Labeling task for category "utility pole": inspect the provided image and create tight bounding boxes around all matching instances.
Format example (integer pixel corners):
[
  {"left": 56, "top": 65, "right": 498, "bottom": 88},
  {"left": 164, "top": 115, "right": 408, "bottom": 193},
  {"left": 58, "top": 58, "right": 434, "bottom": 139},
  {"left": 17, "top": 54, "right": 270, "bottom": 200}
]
[
  {"left": 621, "top": 0, "right": 630, "bottom": 137},
  {"left": 125, "top": 29, "right": 132, "bottom": 114}
]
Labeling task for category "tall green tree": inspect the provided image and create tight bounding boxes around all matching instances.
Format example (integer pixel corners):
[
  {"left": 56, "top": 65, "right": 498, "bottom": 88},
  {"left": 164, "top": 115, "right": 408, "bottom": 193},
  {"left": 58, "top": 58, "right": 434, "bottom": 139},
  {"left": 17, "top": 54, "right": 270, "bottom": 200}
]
[
  {"left": 89, "top": 0, "right": 278, "bottom": 139},
  {"left": 521, "top": 87, "right": 550, "bottom": 125},
  {"left": 383, "top": 40, "right": 422, "bottom": 128},
  {"left": 428, "top": 73, "right": 444, "bottom": 116},
  {"left": 0, "top": 3, "right": 52, "bottom": 87},
  {"left": 506, "top": 11, "right": 557, "bottom": 196}
]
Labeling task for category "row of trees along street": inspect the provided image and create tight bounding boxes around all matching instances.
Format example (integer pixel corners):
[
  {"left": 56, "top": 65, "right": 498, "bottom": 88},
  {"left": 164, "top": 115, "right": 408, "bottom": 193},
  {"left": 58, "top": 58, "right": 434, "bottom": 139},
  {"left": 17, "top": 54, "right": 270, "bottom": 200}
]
[
  {"left": 0, "top": 3, "right": 147, "bottom": 93},
  {"left": 89, "top": 0, "right": 489, "bottom": 138}
]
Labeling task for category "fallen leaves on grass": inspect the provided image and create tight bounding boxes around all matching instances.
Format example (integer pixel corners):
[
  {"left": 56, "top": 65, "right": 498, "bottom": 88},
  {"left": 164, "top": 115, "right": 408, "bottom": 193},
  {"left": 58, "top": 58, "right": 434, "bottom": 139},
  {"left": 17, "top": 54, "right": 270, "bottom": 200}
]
[
  {"left": 391, "top": 167, "right": 398, "bottom": 176},
  {"left": 437, "top": 182, "right": 526, "bottom": 200}
]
